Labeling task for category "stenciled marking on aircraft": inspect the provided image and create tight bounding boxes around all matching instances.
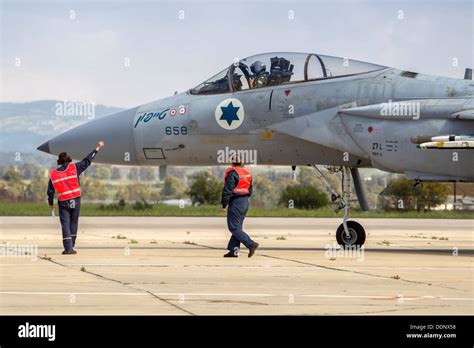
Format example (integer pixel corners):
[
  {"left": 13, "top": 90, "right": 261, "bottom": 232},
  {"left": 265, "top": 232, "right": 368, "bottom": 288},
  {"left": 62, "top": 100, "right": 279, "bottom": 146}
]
[
  {"left": 215, "top": 98, "right": 245, "bottom": 130},
  {"left": 134, "top": 108, "right": 170, "bottom": 128},
  {"left": 170, "top": 105, "right": 187, "bottom": 116}
]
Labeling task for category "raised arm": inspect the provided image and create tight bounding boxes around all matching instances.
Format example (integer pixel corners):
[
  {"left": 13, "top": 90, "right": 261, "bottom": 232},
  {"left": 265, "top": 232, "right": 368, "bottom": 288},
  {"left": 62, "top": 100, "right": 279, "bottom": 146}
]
[{"left": 75, "top": 140, "right": 105, "bottom": 176}]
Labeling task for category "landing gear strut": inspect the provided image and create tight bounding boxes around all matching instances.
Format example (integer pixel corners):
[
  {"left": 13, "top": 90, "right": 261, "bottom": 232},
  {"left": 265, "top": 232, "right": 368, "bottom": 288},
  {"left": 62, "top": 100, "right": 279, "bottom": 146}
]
[{"left": 313, "top": 165, "right": 366, "bottom": 249}]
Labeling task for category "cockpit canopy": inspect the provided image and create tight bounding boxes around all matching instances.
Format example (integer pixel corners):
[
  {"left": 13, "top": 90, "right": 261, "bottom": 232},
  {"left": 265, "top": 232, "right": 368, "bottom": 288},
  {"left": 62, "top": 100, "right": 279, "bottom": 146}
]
[{"left": 190, "top": 52, "right": 387, "bottom": 95}]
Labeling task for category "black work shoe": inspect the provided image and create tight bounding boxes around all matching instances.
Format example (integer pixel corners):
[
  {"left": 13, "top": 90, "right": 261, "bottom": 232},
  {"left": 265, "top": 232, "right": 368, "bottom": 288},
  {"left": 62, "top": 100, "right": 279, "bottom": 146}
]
[
  {"left": 62, "top": 250, "right": 77, "bottom": 255},
  {"left": 248, "top": 242, "right": 259, "bottom": 258},
  {"left": 223, "top": 252, "right": 238, "bottom": 258}
]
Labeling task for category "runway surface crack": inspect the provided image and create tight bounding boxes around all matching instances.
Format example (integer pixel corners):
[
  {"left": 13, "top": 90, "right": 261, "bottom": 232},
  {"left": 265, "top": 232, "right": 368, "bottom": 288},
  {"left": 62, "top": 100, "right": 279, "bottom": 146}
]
[
  {"left": 38, "top": 255, "right": 195, "bottom": 315},
  {"left": 189, "top": 243, "right": 466, "bottom": 292}
]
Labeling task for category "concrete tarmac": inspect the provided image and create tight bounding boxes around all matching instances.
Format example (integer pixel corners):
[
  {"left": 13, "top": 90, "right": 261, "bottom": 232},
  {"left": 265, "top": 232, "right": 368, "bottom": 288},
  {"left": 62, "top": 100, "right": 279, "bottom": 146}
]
[{"left": 0, "top": 217, "right": 472, "bottom": 315}]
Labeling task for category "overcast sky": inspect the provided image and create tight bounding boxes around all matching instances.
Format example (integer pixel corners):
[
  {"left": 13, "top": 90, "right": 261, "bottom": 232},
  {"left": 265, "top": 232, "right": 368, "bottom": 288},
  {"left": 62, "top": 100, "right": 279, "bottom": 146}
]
[{"left": 1, "top": 0, "right": 473, "bottom": 108}]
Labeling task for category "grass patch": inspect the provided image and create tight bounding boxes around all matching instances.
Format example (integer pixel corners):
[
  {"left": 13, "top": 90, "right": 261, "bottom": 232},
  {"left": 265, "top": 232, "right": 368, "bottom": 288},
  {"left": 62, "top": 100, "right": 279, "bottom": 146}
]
[
  {"left": 2, "top": 201, "right": 474, "bottom": 218},
  {"left": 128, "top": 239, "right": 138, "bottom": 244},
  {"left": 276, "top": 236, "right": 287, "bottom": 240},
  {"left": 184, "top": 241, "right": 197, "bottom": 245},
  {"left": 80, "top": 266, "right": 86, "bottom": 272},
  {"left": 112, "top": 234, "right": 127, "bottom": 240}
]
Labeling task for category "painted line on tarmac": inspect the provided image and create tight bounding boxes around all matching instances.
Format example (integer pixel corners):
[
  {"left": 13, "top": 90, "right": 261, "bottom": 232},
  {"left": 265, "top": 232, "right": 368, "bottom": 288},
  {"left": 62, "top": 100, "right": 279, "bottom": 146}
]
[
  {"left": 0, "top": 291, "right": 148, "bottom": 296},
  {"left": 24, "top": 245, "right": 474, "bottom": 255},
  {"left": 1, "top": 291, "right": 472, "bottom": 302},
  {"left": 2, "top": 263, "right": 471, "bottom": 272},
  {"left": 0, "top": 291, "right": 274, "bottom": 297}
]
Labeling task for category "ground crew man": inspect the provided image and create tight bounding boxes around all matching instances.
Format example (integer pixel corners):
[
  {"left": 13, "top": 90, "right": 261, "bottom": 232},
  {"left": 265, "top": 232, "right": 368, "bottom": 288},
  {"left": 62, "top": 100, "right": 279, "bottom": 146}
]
[
  {"left": 221, "top": 160, "right": 259, "bottom": 258},
  {"left": 47, "top": 141, "right": 105, "bottom": 254}
]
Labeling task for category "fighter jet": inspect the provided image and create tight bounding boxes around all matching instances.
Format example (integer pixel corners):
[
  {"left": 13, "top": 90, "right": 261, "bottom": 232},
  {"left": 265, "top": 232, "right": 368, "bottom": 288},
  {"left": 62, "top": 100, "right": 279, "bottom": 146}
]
[{"left": 38, "top": 52, "right": 474, "bottom": 248}]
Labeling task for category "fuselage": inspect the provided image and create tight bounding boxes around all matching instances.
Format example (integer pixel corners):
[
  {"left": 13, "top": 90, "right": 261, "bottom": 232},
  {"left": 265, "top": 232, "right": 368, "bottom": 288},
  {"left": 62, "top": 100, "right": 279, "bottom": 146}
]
[{"left": 38, "top": 52, "right": 474, "bottom": 181}]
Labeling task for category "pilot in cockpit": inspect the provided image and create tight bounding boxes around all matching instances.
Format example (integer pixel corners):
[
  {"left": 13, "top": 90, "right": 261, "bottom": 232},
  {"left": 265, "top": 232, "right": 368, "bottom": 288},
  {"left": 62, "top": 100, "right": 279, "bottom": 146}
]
[{"left": 249, "top": 61, "right": 269, "bottom": 89}]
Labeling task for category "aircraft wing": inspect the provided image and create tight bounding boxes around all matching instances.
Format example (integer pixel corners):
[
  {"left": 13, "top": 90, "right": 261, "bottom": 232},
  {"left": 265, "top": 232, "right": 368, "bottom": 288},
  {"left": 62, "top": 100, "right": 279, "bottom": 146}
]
[{"left": 338, "top": 98, "right": 474, "bottom": 150}]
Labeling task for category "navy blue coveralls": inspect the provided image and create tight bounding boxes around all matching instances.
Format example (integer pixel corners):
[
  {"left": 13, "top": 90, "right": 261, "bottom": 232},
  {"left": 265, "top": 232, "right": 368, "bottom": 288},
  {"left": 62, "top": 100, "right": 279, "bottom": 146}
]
[
  {"left": 47, "top": 150, "right": 97, "bottom": 251},
  {"left": 221, "top": 169, "right": 256, "bottom": 255}
]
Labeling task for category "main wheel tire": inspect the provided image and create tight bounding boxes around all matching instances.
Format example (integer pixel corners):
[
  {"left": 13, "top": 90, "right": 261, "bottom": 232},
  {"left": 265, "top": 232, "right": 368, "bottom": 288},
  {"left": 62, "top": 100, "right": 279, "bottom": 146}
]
[{"left": 336, "top": 220, "right": 366, "bottom": 248}]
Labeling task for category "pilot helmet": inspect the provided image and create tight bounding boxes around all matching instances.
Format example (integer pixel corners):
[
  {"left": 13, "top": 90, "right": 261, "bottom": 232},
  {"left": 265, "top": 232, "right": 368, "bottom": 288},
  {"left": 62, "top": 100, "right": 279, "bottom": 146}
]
[{"left": 250, "top": 61, "right": 266, "bottom": 75}]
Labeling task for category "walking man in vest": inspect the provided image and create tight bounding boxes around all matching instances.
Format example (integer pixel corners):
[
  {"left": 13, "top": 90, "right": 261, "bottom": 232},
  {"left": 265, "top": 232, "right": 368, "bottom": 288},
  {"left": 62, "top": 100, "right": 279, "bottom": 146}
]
[
  {"left": 221, "top": 159, "right": 259, "bottom": 258},
  {"left": 47, "top": 141, "right": 105, "bottom": 255}
]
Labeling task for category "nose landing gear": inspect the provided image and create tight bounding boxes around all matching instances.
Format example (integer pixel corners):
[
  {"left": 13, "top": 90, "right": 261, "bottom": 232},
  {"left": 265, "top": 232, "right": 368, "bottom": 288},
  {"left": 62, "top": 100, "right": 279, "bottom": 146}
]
[
  {"left": 313, "top": 165, "right": 366, "bottom": 249},
  {"left": 336, "top": 220, "right": 366, "bottom": 248}
]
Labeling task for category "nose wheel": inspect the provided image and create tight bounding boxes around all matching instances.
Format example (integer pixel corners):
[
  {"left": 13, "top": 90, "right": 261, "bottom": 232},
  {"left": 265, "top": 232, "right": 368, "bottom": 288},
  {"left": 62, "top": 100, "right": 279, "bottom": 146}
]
[
  {"left": 313, "top": 165, "right": 367, "bottom": 248},
  {"left": 336, "top": 220, "right": 366, "bottom": 248}
]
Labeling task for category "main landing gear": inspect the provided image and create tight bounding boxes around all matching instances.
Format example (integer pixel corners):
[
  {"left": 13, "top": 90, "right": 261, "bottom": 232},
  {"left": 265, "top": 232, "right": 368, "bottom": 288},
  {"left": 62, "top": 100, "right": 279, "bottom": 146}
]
[{"left": 313, "top": 165, "right": 366, "bottom": 249}]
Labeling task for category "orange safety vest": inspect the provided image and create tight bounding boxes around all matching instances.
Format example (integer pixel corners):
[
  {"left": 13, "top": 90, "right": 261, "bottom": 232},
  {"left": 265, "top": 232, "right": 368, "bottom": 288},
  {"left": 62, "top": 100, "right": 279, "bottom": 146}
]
[
  {"left": 224, "top": 166, "right": 252, "bottom": 195},
  {"left": 50, "top": 163, "right": 81, "bottom": 201}
]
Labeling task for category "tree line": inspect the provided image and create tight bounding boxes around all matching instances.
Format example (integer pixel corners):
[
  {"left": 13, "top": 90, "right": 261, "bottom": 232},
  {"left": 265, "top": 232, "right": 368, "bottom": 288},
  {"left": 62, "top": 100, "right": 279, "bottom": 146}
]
[{"left": 0, "top": 164, "right": 451, "bottom": 211}]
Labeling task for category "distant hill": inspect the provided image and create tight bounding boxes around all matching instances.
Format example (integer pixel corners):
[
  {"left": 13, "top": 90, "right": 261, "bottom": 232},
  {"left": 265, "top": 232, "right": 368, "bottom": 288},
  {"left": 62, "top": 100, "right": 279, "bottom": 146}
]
[{"left": 0, "top": 100, "right": 125, "bottom": 159}]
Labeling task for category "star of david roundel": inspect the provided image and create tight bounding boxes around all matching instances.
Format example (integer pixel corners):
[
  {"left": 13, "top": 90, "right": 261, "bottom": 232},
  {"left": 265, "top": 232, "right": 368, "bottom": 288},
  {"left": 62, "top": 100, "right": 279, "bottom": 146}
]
[{"left": 214, "top": 98, "right": 245, "bottom": 130}]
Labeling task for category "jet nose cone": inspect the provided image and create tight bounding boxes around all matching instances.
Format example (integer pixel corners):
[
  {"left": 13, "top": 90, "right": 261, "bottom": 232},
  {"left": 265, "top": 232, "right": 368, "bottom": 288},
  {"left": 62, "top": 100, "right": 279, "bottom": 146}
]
[
  {"left": 40, "top": 106, "right": 140, "bottom": 165},
  {"left": 37, "top": 140, "right": 51, "bottom": 154}
]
